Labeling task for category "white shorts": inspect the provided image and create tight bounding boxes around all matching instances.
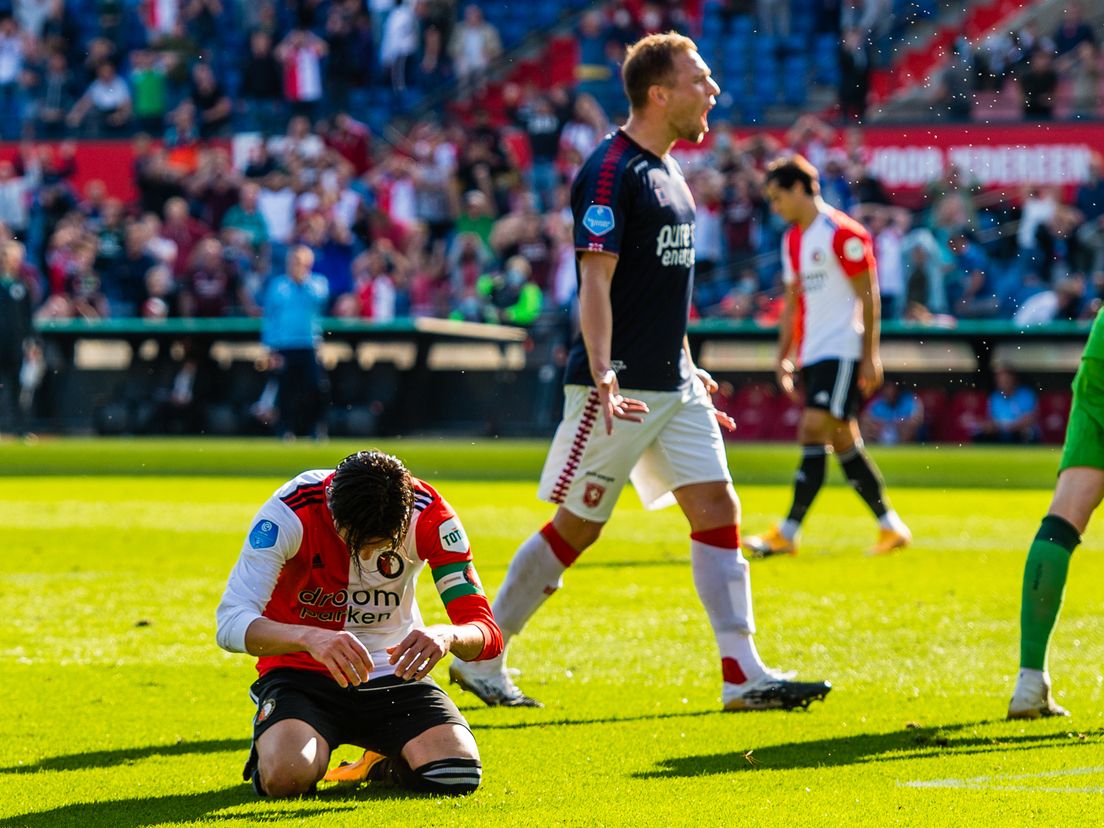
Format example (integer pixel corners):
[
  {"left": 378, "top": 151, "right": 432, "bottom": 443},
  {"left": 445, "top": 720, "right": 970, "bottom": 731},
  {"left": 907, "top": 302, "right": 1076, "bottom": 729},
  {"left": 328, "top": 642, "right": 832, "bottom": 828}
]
[{"left": 537, "top": 380, "right": 732, "bottom": 522}]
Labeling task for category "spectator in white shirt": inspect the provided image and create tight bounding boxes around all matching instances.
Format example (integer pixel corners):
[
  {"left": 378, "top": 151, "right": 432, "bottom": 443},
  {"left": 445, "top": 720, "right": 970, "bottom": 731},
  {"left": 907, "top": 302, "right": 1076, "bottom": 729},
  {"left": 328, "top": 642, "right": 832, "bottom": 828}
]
[{"left": 67, "top": 61, "right": 132, "bottom": 137}]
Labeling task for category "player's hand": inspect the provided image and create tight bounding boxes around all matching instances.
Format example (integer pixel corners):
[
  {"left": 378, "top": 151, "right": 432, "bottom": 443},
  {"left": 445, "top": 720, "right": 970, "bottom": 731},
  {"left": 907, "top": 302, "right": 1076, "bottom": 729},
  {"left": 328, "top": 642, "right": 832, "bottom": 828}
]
[
  {"left": 387, "top": 626, "right": 455, "bottom": 681},
  {"left": 859, "top": 355, "right": 884, "bottom": 398},
  {"left": 303, "top": 628, "right": 374, "bottom": 688},
  {"left": 595, "top": 369, "right": 648, "bottom": 435},
  {"left": 695, "top": 367, "right": 718, "bottom": 393},
  {"left": 776, "top": 359, "right": 799, "bottom": 402}
]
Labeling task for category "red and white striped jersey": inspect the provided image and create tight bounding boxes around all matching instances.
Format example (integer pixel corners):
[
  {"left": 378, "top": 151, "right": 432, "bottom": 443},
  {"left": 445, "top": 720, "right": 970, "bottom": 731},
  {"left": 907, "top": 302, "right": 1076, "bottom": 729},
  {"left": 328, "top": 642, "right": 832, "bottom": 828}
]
[
  {"left": 216, "top": 470, "right": 500, "bottom": 680},
  {"left": 283, "top": 45, "right": 323, "bottom": 102},
  {"left": 781, "top": 203, "right": 876, "bottom": 366}
]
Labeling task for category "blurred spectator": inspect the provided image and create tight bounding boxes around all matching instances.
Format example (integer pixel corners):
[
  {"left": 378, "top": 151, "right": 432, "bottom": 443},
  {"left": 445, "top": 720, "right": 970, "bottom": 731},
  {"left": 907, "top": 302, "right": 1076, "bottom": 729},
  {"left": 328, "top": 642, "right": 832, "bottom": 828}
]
[
  {"left": 160, "top": 195, "right": 209, "bottom": 278},
  {"left": 67, "top": 61, "right": 132, "bottom": 137},
  {"left": 0, "top": 239, "right": 35, "bottom": 436},
  {"left": 260, "top": 244, "right": 329, "bottom": 439},
  {"left": 1014, "top": 274, "right": 1086, "bottom": 326},
  {"left": 491, "top": 255, "right": 543, "bottom": 325},
  {"left": 510, "top": 87, "right": 572, "bottom": 211},
  {"left": 276, "top": 27, "right": 328, "bottom": 119},
  {"left": 838, "top": 27, "right": 870, "bottom": 122},
  {"left": 948, "top": 231, "right": 998, "bottom": 318},
  {"left": 222, "top": 181, "right": 270, "bottom": 256},
  {"left": 380, "top": 0, "right": 419, "bottom": 96},
  {"left": 973, "top": 366, "right": 1039, "bottom": 444},
  {"left": 189, "top": 63, "right": 232, "bottom": 139},
  {"left": 1059, "top": 41, "right": 1101, "bottom": 120},
  {"left": 449, "top": 4, "right": 501, "bottom": 98},
  {"left": 1020, "top": 49, "right": 1058, "bottom": 120},
  {"left": 240, "top": 31, "right": 284, "bottom": 134},
  {"left": 861, "top": 380, "right": 924, "bottom": 444},
  {"left": 0, "top": 149, "right": 39, "bottom": 238},
  {"left": 933, "top": 38, "right": 974, "bottom": 121},
  {"left": 181, "top": 236, "right": 253, "bottom": 317},
  {"left": 104, "top": 221, "right": 158, "bottom": 317},
  {"left": 0, "top": 14, "right": 28, "bottom": 142},
  {"left": 129, "top": 50, "right": 169, "bottom": 136},
  {"left": 1053, "top": 3, "right": 1096, "bottom": 56},
  {"left": 31, "top": 50, "right": 77, "bottom": 139}
]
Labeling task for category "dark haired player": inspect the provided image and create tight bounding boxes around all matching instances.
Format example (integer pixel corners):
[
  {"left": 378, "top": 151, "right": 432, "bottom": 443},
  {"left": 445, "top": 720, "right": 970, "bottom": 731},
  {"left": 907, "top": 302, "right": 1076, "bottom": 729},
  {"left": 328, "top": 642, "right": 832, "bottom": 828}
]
[
  {"left": 450, "top": 33, "right": 830, "bottom": 712},
  {"left": 216, "top": 451, "right": 502, "bottom": 797},
  {"left": 744, "top": 155, "right": 911, "bottom": 558}
]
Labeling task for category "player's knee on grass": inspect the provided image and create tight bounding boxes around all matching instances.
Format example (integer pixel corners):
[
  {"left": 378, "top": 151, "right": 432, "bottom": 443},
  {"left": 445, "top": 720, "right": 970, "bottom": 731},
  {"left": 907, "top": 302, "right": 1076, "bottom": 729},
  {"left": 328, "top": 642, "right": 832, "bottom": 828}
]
[{"left": 257, "top": 759, "right": 325, "bottom": 798}]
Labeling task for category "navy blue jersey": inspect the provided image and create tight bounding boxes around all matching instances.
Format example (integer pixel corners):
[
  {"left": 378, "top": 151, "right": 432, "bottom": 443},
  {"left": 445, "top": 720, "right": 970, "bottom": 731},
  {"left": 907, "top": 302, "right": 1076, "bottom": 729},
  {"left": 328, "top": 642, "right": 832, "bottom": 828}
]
[{"left": 564, "top": 129, "right": 697, "bottom": 392}]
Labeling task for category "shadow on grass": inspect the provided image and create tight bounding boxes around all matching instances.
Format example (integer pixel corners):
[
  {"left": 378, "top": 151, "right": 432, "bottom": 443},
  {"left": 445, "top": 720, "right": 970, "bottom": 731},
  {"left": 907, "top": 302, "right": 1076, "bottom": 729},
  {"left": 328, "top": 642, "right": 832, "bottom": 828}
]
[
  {"left": 637, "top": 720, "right": 1103, "bottom": 778},
  {"left": 0, "top": 783, "right": 410, "bottom": 827},
  {"left": 470, "top": 709, "right": 720, "bottom": 730},
  {"left": 0, "top": 738, "right": 250, "bottom": 775}
]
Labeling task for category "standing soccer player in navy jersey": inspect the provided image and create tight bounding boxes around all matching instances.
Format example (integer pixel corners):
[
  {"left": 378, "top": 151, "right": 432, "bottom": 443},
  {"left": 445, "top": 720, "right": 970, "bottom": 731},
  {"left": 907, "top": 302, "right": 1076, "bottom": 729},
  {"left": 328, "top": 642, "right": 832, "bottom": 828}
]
[{"left": 450, "top": 32, "right": 831, "bottom": 712}]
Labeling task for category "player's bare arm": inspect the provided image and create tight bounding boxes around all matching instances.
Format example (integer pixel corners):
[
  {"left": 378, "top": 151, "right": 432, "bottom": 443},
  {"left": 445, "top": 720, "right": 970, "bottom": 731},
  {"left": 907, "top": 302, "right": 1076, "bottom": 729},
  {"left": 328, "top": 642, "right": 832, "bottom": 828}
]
[
  {"left": 578, "top": 250, "right": 649, "bottom": 434},
  {"left": 244, "top": 617, "right": 374, "bottom": 688},
  {"left": 775, "top": 283, "right": 800, "bottom": 401},
  {"left": 388, "top": 623, "right": 485, "bottom": 681},
  {"left": 849, "top": 270, "right": 883, "bottom": 396},
  {"left": 683, "top": 335, "right": 736, "bottom": 431}
]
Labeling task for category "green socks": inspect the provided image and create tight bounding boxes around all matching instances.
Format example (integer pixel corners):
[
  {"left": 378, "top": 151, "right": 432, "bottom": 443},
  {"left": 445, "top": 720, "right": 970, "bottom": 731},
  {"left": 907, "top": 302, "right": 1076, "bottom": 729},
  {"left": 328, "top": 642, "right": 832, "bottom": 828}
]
[{"left": 1019, "top": 515, "right": 1081, "bottom": 671}]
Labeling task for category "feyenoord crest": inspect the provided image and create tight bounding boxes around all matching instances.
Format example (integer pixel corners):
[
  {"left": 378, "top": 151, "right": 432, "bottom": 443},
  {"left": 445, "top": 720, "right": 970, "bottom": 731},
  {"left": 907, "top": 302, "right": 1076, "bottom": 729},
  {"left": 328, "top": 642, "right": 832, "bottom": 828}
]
[
  {"left": 376, "top": 550, "right": 405, "bottom": 579},
  {"left": 256, "top": 698, "right": 276, "bottom": 724},
  {"left": 583, "top": 482, "right": 606, "bottom": 509}
]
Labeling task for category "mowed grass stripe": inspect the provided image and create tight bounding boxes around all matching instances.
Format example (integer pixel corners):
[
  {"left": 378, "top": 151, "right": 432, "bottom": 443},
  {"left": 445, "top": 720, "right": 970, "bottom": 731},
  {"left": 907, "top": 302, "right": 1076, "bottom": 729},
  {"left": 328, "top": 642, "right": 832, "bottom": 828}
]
[{"left": 0, "top": 437, "right": 1062, "bottom": 488}]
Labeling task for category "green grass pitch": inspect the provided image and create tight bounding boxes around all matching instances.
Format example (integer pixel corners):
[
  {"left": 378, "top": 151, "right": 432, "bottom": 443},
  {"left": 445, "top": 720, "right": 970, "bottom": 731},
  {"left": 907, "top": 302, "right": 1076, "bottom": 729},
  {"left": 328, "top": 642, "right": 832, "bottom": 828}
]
[{"left": 2, "top": 439, "right": 1103, "bottom": 826}]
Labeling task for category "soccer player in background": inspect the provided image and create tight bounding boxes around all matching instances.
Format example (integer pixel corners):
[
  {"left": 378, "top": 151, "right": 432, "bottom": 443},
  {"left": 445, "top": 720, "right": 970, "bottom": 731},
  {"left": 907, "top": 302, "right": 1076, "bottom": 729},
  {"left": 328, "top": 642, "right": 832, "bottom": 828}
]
[
  {"left": 449, "top": 33, "right": 831, "bottom": 712},
  {"left": 216, "top": 451, "right": 502, "bottom": 797},
  {"left": 1008, "top": 313, "right": 1104, "bottom": 718},
  {"left": 744, "top": 156, "right": 912, "bottom": 558}
]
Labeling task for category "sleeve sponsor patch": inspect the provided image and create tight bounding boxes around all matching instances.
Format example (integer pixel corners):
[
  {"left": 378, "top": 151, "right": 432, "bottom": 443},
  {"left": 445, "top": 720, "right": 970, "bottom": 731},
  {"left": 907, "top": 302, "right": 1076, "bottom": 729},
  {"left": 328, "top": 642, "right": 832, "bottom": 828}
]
[
  {"left": 438, "top": 516, "right": 469, "bottom": 554},
  {"left": 581, "top": 204, "right": 615, "bottom": 237},
  {"left": 249, "top": 519, "right": 279, "bottom": 549},
  {"left": 843, "top": 236, "right": 866, "bottom": 262}
]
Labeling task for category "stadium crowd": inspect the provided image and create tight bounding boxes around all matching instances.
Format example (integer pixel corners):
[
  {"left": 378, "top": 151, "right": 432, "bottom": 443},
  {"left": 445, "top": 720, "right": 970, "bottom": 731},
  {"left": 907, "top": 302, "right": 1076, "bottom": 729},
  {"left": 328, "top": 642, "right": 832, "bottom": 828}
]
[{"left": 0, "top": 0, "right": 1101, "bottom": 442}]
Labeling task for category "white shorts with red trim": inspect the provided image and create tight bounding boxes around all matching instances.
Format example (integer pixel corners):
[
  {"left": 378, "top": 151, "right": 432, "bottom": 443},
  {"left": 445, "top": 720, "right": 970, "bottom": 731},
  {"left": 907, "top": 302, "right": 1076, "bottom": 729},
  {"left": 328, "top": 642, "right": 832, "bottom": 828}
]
[{"left": 537, "top": 379, "right": 732, "bottom": 521}]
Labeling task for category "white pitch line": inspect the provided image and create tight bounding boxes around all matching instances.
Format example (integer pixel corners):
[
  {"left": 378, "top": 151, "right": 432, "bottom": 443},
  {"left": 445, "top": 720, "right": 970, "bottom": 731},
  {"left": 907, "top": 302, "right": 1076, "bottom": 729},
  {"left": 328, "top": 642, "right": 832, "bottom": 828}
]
[{"left": 900, "top": 766, "right": 1104, "bottom": 794}]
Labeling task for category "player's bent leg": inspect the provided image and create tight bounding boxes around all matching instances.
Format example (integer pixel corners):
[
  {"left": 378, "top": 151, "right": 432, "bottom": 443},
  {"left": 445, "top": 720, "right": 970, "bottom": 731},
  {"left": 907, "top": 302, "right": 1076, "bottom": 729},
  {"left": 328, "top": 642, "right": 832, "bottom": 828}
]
[
  {"left": 254, "top": 719, "right": 331, "bottom": 798},
  {"left": 832, "top": 420, "right": 911, "bottom": 554},
  {"left": 359, "top": 724, "right": 482, "bottom": 795}
]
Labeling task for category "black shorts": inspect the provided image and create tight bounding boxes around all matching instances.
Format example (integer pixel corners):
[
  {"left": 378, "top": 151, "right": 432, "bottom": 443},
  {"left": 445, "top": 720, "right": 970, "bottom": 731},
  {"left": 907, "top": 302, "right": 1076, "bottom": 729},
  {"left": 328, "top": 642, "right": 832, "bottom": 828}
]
[
  {"left": 243, "top": 668, "right": 470, "bottom": 778},
  {"left": 802, "top": 358, "right": 862, "bottom": 420}
]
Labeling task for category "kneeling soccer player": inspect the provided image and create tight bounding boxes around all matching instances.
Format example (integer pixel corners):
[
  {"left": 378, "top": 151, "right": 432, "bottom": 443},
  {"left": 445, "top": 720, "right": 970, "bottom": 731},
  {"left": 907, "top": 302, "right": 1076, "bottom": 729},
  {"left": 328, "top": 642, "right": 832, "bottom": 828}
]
[
  {"left": 216, "top": 450, "right": 502, "bottom": 797},
  {"left": 1008, "top": 314, "right": 1104, "bottom": 719}
]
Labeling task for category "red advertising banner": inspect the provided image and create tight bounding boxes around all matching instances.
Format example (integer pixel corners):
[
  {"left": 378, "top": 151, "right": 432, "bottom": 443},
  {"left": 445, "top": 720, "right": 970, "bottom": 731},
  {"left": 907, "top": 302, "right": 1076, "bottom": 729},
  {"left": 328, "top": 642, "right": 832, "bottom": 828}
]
[
  {"left": 678, "top": 122, "right": 1104, "bottom": 198},
  {"left": 858, "top": 122, "right": 1100, "bottom": 192}
]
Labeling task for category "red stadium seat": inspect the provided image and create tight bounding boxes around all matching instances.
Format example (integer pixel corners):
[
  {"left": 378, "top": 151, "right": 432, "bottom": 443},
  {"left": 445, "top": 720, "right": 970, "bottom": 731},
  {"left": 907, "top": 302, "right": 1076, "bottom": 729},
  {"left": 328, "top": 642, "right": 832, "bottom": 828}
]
[
  {"left": 913, "top": 387, "right": 948, "bottom": 440},
  {"left": 1038, "top": 390, "right": 1072, "bottom": 445},
  {"left": 937, "top": 389, "right": 988, "bottom": 443}
]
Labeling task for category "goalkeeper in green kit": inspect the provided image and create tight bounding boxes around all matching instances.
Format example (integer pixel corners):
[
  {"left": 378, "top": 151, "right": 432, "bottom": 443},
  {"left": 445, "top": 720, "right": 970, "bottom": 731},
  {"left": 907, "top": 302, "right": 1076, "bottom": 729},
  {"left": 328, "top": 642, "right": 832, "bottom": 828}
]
[{"left": 1009, "top": 312, "right": 1104, "bottom": 718}]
